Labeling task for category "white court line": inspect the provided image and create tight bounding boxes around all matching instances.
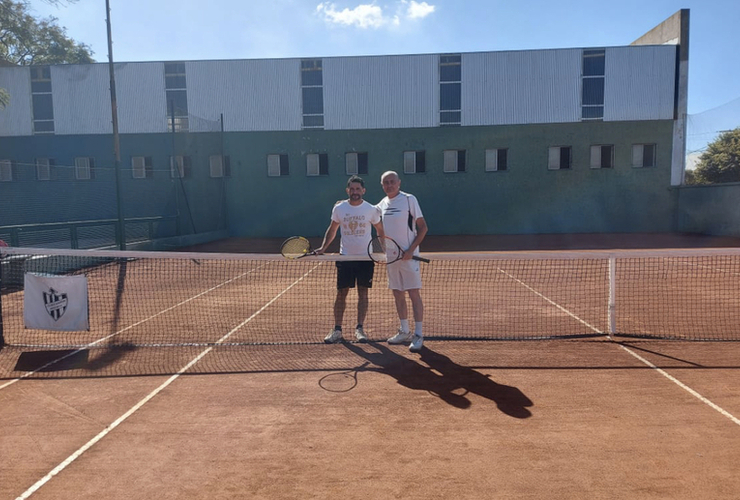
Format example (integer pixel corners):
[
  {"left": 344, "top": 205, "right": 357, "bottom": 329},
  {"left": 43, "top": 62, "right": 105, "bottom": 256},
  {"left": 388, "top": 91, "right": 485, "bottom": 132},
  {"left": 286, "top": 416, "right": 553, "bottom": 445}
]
[
  {"left": 1, "top": 262, "right": 267, "bottom": 390},
  {"left": 499, "top": 267, "right": 740, "bottom": 427},
  {"left": 616, "top": 344, "right": 740, "bottom": 426},
  {"left": 498, "top": 269, "right": 603, "bottom": 334},
  {"left": 15, "top": 263, "right": 323, "bottom": 500}
]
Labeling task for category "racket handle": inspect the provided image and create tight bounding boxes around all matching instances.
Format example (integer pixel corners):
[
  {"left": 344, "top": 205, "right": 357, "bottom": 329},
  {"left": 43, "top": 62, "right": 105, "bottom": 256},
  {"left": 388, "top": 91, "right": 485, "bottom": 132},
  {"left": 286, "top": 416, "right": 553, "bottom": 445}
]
[{"left": 412, "top": 255, "right": 430, "bottom": 263}]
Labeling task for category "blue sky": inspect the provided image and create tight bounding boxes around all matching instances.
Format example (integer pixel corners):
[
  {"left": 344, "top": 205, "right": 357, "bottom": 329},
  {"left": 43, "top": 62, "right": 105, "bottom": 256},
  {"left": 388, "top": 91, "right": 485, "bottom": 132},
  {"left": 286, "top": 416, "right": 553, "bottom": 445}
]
[{"left": 32, "top": 0, "right": 740, "bottom": 118}]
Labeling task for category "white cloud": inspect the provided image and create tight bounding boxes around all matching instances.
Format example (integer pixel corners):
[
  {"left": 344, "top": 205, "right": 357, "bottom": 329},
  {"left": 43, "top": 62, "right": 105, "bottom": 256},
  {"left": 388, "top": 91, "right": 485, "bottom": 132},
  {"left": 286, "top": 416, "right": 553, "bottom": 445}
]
[
  {"left": 316, "top": 1, "right": 435, "bottom": 29},
  {"left": 316, "top": 3, "right": 387, "bottom": 29},
  {"left": 405, "top": 1, "right": 435, "bottom": 19}
]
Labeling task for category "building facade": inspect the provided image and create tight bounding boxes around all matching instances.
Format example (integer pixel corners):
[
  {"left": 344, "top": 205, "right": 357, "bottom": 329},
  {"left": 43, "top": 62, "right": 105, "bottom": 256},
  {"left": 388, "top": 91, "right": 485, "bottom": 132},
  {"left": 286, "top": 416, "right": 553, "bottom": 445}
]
[{"left": 0, "top": 11, "right": 689, "bottom": 245}]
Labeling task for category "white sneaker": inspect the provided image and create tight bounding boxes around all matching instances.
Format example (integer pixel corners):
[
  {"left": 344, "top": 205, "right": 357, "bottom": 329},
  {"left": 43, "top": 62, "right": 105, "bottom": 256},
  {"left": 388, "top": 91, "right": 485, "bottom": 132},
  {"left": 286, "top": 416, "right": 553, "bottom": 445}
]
[
  {"left": 324, "top": 328, "right": 343, "bottom": 344},
  {"left": 409, "top": 334, "right": 423, "bottom": 353},
  {"left": 387, "top": 328, "right": 413, "bottom": 344},
  {"left": 355, "top": 327, "right": 368, "bottom": 343}
]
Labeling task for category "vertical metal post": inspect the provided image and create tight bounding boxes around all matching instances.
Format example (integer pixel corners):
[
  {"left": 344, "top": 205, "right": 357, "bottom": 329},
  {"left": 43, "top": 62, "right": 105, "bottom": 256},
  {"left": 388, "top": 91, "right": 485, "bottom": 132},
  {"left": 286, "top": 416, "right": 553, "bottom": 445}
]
[
  {"left": 106, "top": 0, "right": 126, "bottom": 250},
  {"left": 171, "top": 101, "right": 181, "bottom": 236},
  {"left": 219, "top": 113, "right": 229, "bottom": 231},
  {"left": 0, "top": 252, "right": 5, "bottom": 347},
  {"left": 608, "top": 256, "right": 616, "bottom": 337}
]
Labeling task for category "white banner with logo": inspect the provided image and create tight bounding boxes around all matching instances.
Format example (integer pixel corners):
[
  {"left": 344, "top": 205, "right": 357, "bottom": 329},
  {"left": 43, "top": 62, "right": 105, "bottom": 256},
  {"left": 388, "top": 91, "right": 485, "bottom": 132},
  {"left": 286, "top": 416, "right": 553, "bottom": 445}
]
[{"left": 23, "top": 273, "right": 90, "bottom": 331}]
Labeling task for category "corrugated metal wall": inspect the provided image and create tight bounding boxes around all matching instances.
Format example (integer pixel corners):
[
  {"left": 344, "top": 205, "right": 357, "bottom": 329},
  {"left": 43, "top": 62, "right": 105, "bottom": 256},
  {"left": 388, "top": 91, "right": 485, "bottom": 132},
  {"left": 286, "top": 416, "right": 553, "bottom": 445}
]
[
  {"left": 115, "top": 62, "right": 168, "bottom": 133},
  {"left": 186, "top": 59, "right": 302, "bottom": 132},
  {"left": 323, "top": 54, "right": 438, "bottom": 129},
  {"left": 0, "top": 67, "right": 33, "bottom": 136},
  {"left": 0, "top": 45, "right": 678, "bottom": 136},
  {"left": 463, "top": 49, "right": 582, "bottom": 125},
  {"left": 52, "top": 64, "right": 112, "bottom": 134},
  {"left": 604, "top": 46, "right": 676, "bottom": 121}
]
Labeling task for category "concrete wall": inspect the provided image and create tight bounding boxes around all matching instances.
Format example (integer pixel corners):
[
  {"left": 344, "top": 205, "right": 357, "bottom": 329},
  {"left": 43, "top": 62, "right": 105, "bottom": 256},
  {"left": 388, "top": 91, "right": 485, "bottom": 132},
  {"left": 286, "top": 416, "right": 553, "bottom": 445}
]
[
  {"left": 677, "top": 183, "right": 740, "bottom": 237},
  {"left": 1, "top": 118, "right": 677, "bottom": 239},
  {"left": 221, "top": 120, "right": 676, "bottom": 237}
]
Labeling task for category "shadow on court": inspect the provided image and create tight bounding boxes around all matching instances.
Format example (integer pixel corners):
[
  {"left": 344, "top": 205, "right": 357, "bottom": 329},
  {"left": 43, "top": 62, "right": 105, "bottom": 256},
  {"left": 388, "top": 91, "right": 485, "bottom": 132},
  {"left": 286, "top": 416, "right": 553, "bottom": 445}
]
[{"left": 342, "top": 341, "right": 533, "bottom": 418}]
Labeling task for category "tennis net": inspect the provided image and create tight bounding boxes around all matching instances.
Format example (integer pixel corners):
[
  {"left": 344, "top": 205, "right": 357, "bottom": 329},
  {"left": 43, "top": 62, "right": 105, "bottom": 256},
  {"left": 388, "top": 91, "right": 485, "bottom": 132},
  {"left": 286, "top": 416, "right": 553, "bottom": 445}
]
[{"left": 1, "top": 246, "right": 739, "bottom": 348}]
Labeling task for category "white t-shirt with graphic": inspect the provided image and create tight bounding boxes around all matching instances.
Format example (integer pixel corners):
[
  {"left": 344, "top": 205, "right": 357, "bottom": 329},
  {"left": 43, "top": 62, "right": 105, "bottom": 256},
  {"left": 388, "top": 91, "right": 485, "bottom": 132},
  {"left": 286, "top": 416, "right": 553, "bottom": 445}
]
[
  {"left": 376, "top": 192, "right": 424, "bottom": 255},
  {"left": 331, "top": 200, "right": 381, "bottom": 256}
]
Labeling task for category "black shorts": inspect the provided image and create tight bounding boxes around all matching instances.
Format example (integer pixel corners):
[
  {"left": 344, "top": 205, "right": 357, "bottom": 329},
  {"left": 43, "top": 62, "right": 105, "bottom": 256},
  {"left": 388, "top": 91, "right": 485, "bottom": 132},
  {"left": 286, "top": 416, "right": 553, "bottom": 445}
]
[{"left": 336, "top": 260, "right": 375, "bottom": 289}]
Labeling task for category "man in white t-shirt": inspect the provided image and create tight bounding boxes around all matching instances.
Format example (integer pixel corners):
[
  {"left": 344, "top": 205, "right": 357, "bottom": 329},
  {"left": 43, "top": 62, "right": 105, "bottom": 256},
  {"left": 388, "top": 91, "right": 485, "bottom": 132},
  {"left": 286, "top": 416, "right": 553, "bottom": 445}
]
[
  {"left": 376, "top": 171, "right": 428, "bottom": 353},
  {"left": 316, "top": 175, "right": 384, "bottom": 343}
]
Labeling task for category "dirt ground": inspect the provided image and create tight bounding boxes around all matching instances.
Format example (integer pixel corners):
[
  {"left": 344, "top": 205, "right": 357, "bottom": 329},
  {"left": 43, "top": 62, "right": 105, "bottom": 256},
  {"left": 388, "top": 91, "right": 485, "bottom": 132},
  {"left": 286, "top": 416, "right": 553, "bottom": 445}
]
[{"left": 2, "top": 232, "right": 740, "bottom": 499}]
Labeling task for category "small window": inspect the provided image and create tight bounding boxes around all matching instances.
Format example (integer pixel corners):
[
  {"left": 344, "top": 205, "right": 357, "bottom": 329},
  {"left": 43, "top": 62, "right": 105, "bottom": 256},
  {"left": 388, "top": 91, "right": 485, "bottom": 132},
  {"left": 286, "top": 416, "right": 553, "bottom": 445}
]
[
  {"left": 403, "top": 151, "right": 426, "bottom": 174},
  {"left": 583, "top": 49, "right": 606, "bottom": 76},
  {"left": 36, "top": 158, "right": 53, "bottom": 180},
  {"left": 132, "top": 156, "right": 153, "bottom": 179},
  {"left": 345, "top": 152, "right": 368, "bottom": 175},
  {"left": 440, "top": 83, "right": 462, "bottom": 111},
  {"left": 440, "top": 54, "right": 462, "bottom": 126},
  {"left": 0, "top": 160, "right": 13, "bottom": 182},
  {"left": 306, "top": 153, "right": 329, "bottom": 176},
  {"left": 302, "top": 87, "right": 324, "bottom": 116},
  {"left": 301, "top": 59, "right": 323, "bottom": 86},
  {"left": 582, "top": 49, "right": 605, "bottom": 121},
  {"left": 75, "top": 157, "right": 95, "bottom": 180},
  {"left": 582, "top": 79, "right": 605, "bottom": 106},
  {"left": 590, "top": 145, "right": 614, "bottom": 169},
  {"left": 170, "top": 155, "right": 191, "bottom": 178},
  {"left": 267, "top": 154, "right": 290, "bottom": 177},
  {"left": 632, "top": 144, "right": 656, "bottom": 168},
  {"left": 209, "top": 155, "right": 231, "bottom": 178},
  {"left": 548, "top": 147, "right": 572, "bottom": 170},
  {"left": 302, "top": 115, "right": 324, "bottom": 128},
  {"left": 443, "top": 150, "right": 466, "bottom": 173},
  {"left": 32, "top": 94, "right": 54, "bottom": 120},
  {"left": 485, "top": 149, "right": 508, "bottom": 172}
]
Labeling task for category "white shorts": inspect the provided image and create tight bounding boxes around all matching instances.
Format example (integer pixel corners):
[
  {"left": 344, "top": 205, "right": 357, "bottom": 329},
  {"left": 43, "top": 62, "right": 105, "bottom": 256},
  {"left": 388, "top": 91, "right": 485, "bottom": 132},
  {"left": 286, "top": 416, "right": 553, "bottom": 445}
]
[{"left": 386, "top": 259, "right": 422, "bottom": 291}]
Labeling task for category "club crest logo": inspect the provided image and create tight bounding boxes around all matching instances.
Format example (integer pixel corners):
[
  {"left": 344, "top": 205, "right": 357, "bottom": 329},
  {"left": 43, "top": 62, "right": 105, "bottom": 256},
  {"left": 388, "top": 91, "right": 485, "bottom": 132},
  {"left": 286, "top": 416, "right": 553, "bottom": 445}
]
[{"left": 43, "top": 288, "right": 68, "bottom": 321}]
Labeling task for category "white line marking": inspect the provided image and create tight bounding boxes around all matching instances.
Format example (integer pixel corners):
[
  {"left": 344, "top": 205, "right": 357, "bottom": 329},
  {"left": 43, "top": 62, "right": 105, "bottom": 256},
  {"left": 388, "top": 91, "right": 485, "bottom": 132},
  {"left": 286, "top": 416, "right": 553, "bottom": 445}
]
[
  {"left": 498, "top": 268, "right": 602, "bottom": 333},
  {"left": 15, "top": 264, "right": 322, "bottom": 499},
  {"left": 616, "top": 344, "right": 740, "bottom": 426},
  {"left": 501, "top": 268, "right": 740, "bottom": 427},
  {"left": 1, "top": 264, "right": 267, "bottom": 391}
]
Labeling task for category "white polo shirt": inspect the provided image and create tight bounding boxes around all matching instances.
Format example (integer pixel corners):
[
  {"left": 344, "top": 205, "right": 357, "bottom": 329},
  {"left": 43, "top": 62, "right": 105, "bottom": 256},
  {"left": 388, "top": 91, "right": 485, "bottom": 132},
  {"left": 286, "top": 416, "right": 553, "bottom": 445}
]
[{"left": 376, "top": 191, "right": 424, "bottom": 255}]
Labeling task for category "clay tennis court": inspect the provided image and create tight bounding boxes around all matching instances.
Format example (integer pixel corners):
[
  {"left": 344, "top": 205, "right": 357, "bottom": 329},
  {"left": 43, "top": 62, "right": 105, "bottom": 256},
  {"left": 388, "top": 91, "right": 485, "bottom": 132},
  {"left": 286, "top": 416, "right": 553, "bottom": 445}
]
[{"left": 1, "top": 234, "right": 740, "bottom": 499}]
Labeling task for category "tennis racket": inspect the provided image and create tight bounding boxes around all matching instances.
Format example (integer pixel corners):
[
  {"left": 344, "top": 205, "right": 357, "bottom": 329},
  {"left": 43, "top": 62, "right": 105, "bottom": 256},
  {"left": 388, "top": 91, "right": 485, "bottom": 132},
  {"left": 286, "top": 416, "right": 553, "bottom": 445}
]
[
  {"left": 368, "top": 236, "right": 430, "bottom": 264},
  {"left": 280, "top": 236, "right": 317, "bottom": 259}
]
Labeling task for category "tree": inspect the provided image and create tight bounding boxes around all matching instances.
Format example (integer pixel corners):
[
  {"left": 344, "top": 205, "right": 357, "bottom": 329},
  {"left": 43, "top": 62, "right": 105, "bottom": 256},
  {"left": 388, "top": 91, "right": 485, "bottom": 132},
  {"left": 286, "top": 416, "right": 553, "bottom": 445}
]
[
  {"left": 1, "top": 0, "right": 93, "bottom": 108},
  {"left": 689, "top": 128, "right": 740, "bottom": 185},
  {"left": 0, "top": 0, "right": 94, "bottom": 66}
]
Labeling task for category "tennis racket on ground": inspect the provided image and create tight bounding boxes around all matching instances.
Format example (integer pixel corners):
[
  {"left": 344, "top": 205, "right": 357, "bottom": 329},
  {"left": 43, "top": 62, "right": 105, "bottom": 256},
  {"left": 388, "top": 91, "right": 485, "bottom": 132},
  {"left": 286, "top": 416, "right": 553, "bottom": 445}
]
[
  {"left": 281, "top": 236, "right": 317, "bottom": 259},
  {"left": 368, "top": 236, "right": 430, "bottom": 264}
]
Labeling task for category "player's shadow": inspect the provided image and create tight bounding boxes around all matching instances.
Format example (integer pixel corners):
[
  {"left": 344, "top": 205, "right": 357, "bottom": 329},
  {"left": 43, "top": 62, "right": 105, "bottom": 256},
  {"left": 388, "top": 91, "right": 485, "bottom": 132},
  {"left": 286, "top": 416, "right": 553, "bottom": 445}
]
[{"left": 342, "top": 342, "right": 532, "bottom": 418}]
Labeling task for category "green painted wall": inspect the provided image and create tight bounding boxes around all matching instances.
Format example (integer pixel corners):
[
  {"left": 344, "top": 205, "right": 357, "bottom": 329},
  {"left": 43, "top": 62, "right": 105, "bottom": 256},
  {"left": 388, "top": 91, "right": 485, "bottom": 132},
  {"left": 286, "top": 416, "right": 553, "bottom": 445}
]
[
  {"left": 0, "top": 132, "right": 226, "bottom": 242},
  {"left": 223, "top": 120, "right": 677, "bottom": 237},
  {"left": 677, "top": 183, "right": 740, "bottom": 237},
  {"left": 1, "top": 119, "right": 678, "bottom": 241}
]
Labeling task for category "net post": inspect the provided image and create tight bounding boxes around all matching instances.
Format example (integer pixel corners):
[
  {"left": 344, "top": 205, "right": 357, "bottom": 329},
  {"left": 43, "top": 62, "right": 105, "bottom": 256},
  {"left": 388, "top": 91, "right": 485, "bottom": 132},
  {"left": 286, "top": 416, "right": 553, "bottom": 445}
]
[
  {"left": 0, "top": 253, "right": 4, "bottom": 347},
  {"left": 608, "top": 256, "right": 616, "bottom": 336}
]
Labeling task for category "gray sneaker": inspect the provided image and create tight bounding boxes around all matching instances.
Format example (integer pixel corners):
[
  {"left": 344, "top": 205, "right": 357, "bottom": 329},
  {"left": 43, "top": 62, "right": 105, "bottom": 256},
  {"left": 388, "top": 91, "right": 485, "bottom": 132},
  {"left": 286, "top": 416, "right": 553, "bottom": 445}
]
[
  {"left": 355, "top": 327, "right": 369, "bottom": 343},
  {"left": 409, "top": 334, "right": 423, "bottom": 353},
  {"left": 324, "top": 328, "right": 343, "bottom": 344},
  {"left": 388, "top": 328, "right": 413, "bottom": 344}
]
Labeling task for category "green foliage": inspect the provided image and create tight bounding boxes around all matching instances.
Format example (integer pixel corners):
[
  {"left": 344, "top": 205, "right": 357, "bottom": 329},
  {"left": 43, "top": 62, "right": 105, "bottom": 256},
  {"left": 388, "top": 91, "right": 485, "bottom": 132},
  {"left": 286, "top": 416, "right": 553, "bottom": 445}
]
[
  {"left": 0, "top": 0, "right": 94, "bottom": 66},
  {"left": 683, "top": 168, "right": 697, "bottom": 185},
  {"left": 690, "top": 128, "right": 740, "bottom": 185}
]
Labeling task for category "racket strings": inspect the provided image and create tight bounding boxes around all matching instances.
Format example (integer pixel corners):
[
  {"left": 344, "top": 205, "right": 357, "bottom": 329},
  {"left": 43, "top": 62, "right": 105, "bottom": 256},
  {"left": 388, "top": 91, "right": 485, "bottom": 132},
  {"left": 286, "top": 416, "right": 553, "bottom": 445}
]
[
  {"left": 282, "top": 238, "right": 311, "bottom": 258},
  {"left": 369, "top": 237, "right": 401, "bottom": 263}
]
